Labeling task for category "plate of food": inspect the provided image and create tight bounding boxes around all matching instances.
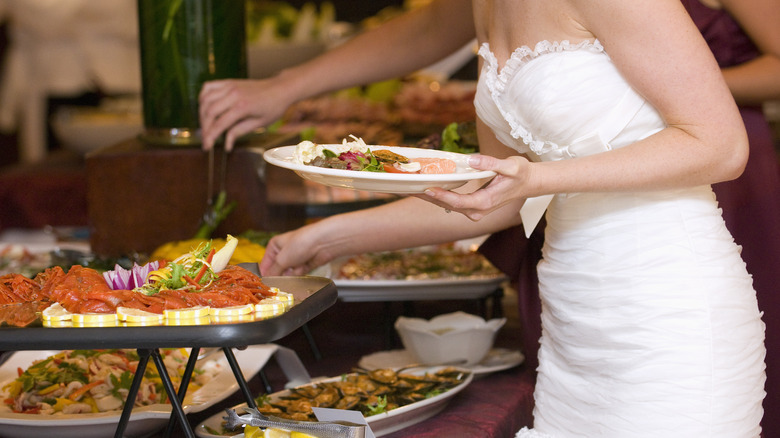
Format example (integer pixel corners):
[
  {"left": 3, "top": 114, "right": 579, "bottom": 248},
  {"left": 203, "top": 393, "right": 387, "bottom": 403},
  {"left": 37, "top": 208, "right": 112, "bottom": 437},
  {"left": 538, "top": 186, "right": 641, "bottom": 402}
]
[
  {"left": 0, "top": 346, "right": 273, "bottom": 438},
  {"left": 196, "top": 365, "right": 473, "bottom": 437},
  {"left": 317, "top": 242, "right": 507, "bottom": 302},
  {"left": 261, "top": 137, "right": 495, "bottom": 194},
  {"left": 359, "top": 348, "right": 524, "bottom": 376}
]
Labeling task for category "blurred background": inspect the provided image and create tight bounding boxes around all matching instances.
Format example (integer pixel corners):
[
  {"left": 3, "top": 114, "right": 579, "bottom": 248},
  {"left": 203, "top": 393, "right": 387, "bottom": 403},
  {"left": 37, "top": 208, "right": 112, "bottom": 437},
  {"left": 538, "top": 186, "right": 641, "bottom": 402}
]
[
  {"left": 0, "top": 0, "right": 454, "bottom": 167},
  {"left": 0, "top": 0, "right": 776, "bottom": 238}
]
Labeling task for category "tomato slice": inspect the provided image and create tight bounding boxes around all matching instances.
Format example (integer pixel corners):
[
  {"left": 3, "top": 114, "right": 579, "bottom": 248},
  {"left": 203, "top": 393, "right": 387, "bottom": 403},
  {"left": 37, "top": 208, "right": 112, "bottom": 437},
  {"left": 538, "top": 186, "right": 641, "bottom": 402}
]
[{"left": 382, "top": 163, "right": 414, "bottom": 174}]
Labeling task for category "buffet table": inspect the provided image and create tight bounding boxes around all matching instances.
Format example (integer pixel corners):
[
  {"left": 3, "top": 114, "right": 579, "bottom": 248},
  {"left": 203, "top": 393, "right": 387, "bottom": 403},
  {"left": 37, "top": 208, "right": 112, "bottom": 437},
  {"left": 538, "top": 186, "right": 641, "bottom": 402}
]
[
  {"left": 152, "top": 297, "right": 535, "bottom": 438},
  {"left": 0, "top": 141, "right": 537, "bottom": 437},
  {"left": 0, "top": 274, "right": 338, "bottom": 438}
]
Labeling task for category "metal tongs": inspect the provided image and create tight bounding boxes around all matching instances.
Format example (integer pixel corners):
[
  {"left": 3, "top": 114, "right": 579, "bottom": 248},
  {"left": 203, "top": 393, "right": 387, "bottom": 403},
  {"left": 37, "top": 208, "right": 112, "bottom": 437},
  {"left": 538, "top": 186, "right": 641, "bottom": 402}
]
[
  {"left": 197, "top": 146, "right": 235, "bottom": 238},
  {"left": 225, "top": 408, "right": 366, "bottom": 438}
]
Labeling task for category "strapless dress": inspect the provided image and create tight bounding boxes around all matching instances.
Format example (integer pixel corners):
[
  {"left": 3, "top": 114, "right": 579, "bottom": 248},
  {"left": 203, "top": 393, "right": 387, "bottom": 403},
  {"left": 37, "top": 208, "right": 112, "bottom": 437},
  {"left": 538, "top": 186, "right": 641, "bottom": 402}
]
[{"left": 474, "top": 40, "right": 766, "bottom": 437}]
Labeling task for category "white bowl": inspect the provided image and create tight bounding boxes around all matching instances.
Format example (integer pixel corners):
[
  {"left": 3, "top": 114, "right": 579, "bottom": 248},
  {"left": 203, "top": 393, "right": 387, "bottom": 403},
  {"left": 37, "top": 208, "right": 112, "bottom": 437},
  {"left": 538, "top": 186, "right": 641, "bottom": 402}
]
[
  {"left": 395, "top": 311, "right": 506, "bottom": 366},
  {"left": 51, "top": 99, "right": 143, "bottom": 154}
]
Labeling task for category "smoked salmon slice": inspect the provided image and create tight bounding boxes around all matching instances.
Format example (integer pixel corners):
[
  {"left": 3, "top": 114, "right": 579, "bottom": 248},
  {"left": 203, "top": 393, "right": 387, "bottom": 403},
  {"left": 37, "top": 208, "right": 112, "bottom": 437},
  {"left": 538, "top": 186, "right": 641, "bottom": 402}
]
[{"left": 412, "top": 157, "right": 457, "bottom": 174}]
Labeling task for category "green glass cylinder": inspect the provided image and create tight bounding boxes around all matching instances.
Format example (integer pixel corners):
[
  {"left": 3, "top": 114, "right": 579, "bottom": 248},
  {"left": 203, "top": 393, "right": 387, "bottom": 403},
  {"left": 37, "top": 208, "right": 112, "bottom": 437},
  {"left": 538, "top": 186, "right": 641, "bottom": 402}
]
[{"left": 137, "top": 0, "right": 247, "bottom": 145}]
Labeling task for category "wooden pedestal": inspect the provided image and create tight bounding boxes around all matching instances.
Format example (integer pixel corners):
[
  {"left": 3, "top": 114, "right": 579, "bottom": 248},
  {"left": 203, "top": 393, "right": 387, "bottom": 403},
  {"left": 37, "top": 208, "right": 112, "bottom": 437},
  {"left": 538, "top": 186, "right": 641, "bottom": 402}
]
[{"left": 86, "top": 135, "right": 304, "bottom": 257}]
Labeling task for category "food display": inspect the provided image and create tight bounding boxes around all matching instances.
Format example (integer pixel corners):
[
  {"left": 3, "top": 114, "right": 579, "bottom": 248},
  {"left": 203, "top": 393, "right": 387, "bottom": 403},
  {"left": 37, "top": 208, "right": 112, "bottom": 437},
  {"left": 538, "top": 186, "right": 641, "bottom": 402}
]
[
  {"left": 204, "top": 366, "right": 471, "bottom": 437},
  {"left": 278, "top": 79, "right": 477, "bottom": 145},
  {"left": 0, "top": 245, "right": 51, "bottom": 278},
  {"left": 335, "top": 243, "right": 501, "bottom": 281},
  {"left": 0, "top": 236, "right": 293, "bottom": 327},
  {"left": 294, "top": 136, "right": 456, "bottom": 174},
  {"left": 149, "top": 236, "right": 267, "bottom": 266},
  {"left": 260, "top": 367, "right": 467, "bottom": 420},
  {"left": 1, "top": 349, "right": 219, "bottom": 415}
]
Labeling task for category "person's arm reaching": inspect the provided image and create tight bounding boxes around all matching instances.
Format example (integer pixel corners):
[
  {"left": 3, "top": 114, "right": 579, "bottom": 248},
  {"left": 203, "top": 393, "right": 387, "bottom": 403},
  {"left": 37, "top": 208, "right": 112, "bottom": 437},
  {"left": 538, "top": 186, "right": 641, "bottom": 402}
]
[{"left": 199, "top": 0, "right": 476, "bottom": 150}]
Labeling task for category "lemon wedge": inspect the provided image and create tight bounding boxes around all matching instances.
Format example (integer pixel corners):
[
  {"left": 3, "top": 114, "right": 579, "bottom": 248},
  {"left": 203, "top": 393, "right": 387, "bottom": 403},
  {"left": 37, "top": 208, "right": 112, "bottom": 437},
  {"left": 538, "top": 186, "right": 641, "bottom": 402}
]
[
  {"left": 43, "top": 319, "right": 74, "bottom": 328},
  {"left": 272, "top": 290, "right": 294, "bottom": 309},
  {"left": 71, "top": 313, "right": 118, "bottom": 324},
  {"left": 164, "top": 306, "right": 210, "bottom": 320},
  {"left": 117, "top": 307, "right": 164, "bottom": 325},
  {"left": 264, "top": 428, "right": 292, "bottom": 438},
  {"left": 72, "top": 312, "right": 119, "bottom": 325},
  {"left": 164, "top": 316, "right": 212, "bottom": 326},
  {"left": 290, "top": 432, "right": 319, "bottom": 438},
  {"left": 209, "top": 303, "right": 255, "bottom": 317},
  {"left": 41, "top": 303, "right": 73, "bottom": 321},
  {"left": 244, "top": 426, "right": 263, "bottom": 438},
  {"left": 210, "top": 313, "right": 255, "bottom": 324},
  {"left": 255, "top": 298, "right": 286, "bottom": 315}
]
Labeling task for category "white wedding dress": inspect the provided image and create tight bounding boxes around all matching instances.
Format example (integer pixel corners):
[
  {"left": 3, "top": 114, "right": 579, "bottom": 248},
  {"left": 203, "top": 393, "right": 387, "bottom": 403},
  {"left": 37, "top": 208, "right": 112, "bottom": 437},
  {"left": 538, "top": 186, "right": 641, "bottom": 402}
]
[{"left": 474, "top": 40, "right": 766, "bottom": 437}]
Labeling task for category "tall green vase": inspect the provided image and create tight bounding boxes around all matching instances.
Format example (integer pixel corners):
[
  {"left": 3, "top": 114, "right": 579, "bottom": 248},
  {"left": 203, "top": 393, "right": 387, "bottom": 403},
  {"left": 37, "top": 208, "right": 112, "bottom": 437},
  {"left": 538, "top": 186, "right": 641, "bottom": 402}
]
[{"left": 137, "top": 0, "right": 247, "bottom": 145}]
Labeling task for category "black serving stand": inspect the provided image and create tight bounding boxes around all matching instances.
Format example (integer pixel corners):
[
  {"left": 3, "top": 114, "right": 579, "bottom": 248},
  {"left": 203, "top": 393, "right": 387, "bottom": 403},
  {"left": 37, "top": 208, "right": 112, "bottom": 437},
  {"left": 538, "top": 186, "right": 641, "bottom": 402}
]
[{"left": 0, "top": 272, "right": 337, "bottom": 438}]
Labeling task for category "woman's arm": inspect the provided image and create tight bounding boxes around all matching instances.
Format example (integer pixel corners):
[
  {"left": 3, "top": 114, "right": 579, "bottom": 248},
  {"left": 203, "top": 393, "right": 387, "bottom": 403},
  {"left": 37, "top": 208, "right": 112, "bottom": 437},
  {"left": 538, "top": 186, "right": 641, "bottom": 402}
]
[
  {"left": 199, "top": 0, "right": 476, "bottom": 150},
  {"left": 719, "top": 0, "right": 780, "bottom": 104},
  {"left": 258, "top": 118, "right": 526, "bottom": 276},
  {"left": 565, "top": 0, "right": 748, "bottom": 188},
  {"left": 426, "top": 0, "right": 748, "bottom": 220}
]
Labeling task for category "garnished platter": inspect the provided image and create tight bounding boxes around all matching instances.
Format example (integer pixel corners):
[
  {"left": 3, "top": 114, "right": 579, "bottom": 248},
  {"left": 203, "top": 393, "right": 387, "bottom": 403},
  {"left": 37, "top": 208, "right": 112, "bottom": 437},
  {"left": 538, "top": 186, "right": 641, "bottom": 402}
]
[
  {"left": 196, "top": 365, "right": 473, "bottom": 437},
  {"left": 314, "top": 242, "right": 507, "bottom": 302},
  {"left": 262, "top": 145, "right": 495, "bottom": 194},
  {"left": 0, "top": 346, "right": 272, "bottom": 438}
]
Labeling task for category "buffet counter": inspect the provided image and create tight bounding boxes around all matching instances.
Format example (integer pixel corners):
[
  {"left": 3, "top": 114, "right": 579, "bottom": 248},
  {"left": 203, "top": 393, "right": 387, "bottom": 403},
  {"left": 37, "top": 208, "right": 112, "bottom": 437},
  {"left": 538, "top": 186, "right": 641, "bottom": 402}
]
[
  {"left": 157, "top": 298, "right": 535, "bottom": 438},
  {"left": 0, "top": 139, "right": 537, "bottom": 437}
]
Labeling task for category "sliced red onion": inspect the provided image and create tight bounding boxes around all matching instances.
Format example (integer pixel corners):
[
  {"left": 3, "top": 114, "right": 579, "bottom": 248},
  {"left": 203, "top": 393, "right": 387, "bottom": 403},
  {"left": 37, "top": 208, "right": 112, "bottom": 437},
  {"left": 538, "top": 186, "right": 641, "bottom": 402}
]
[{"left": 103, "top": 261, "right": 160, "bottom": 290}]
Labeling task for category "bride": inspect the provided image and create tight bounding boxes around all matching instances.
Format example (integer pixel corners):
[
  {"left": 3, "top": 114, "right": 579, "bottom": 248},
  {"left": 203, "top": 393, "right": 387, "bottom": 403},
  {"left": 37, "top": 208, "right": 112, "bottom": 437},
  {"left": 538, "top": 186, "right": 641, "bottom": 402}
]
[{"left": 201, "top": 0, "right": 767, "bottom": 435}]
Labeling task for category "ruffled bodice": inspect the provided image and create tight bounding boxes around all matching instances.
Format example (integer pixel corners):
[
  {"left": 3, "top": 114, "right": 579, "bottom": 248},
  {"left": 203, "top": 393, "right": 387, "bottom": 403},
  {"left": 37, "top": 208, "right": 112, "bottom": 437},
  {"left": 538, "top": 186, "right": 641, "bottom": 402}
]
[{"left": 475, "top": 40, "right": 665, "bottom": 160}]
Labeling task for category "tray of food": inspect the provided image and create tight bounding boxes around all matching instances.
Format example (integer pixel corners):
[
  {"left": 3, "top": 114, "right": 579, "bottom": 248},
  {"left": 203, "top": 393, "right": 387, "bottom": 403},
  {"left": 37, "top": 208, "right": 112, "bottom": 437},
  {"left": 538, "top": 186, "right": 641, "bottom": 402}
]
[
  {"left": 316, "top": 241, "right": 506, "bottom": 302},
  {"left": 0, "top": 237, "right": 337, "bottom": 350},
  {"left": 0, "top": 346, "right": 271, "bottom": 438},
  {"left": 196, "top": 365, "right": 473, "bottom": 437}
]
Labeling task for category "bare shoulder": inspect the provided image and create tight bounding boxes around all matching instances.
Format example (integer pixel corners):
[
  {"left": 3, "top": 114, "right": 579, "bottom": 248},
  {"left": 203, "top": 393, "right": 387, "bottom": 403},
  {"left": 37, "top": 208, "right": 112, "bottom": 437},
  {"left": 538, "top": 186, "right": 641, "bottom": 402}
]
[{"left": 563, "top": 0, "right": 736, "bottom": 127}]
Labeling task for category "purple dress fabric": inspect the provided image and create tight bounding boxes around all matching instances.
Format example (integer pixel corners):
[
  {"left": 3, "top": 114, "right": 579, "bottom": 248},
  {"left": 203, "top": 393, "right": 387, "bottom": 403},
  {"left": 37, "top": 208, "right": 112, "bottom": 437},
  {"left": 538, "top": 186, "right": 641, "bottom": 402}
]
[{"left": 480, "top": 0, "right": 780, "bottom": 433}]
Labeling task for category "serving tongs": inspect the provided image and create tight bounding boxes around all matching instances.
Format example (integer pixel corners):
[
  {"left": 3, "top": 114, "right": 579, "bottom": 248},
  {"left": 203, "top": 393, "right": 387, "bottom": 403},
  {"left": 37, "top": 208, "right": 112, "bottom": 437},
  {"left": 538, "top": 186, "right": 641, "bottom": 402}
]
[
  {"left": 197, "top": 146, "right": 236, "bottom": 238},
  {"left": 225, "top": 408, "right": 366, "bottom": 438}
]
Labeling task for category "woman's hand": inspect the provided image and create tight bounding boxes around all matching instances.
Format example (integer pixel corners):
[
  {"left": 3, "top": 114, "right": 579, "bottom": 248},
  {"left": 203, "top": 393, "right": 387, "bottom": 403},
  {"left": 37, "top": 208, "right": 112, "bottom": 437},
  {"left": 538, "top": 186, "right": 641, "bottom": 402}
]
[
  {"left": 199, "top": 77, "right": 296, "bottom": 151},
  {"left": 418, "top": 154, "right": 533, "bottom": 221},
  {"left": 259, "top": 225, "right": 340, "bottom": 276}
]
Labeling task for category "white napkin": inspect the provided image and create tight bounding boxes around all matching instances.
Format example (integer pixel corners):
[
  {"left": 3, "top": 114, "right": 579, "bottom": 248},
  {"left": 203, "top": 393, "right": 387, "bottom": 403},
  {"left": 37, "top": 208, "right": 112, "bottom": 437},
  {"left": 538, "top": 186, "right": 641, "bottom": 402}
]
[{"left": 519, "top": 195, "right": 553, "bottom": 238}]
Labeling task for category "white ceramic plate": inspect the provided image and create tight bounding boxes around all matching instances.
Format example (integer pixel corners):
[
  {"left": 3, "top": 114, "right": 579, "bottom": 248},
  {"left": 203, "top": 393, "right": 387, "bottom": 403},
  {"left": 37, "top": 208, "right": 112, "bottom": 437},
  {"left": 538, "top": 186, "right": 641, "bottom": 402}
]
[
  {"left": 0, "top": 346, "right": 272, "bottom": 438},
  {"left": 262, "top": 145, "right": 495, "bottom": 194},
  {"left": 195, "top": 366, "right": 473, "bottom": 437},
  {"left": 358, "top": 348, "right": 524, "bottom": 376}
]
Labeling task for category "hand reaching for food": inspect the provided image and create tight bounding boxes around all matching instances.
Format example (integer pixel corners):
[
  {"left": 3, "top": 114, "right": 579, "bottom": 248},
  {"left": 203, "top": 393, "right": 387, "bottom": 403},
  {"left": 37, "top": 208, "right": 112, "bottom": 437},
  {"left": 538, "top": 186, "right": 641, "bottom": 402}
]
[{"left": 199, "top": 78, "right": 296, "bottom": 151}]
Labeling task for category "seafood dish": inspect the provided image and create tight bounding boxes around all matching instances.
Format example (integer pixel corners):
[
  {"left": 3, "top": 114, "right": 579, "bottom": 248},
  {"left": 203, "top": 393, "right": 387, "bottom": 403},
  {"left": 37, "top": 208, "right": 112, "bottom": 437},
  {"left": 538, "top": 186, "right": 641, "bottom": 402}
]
[
  {"left": 0, "top": 236, "right": 293, "bottom": 327},
  {"left": 1, "top": 349, "right": 220, "bottom": 415},
  {"left": 203, "top": 366, "right": 472, "bottom": 437}
]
